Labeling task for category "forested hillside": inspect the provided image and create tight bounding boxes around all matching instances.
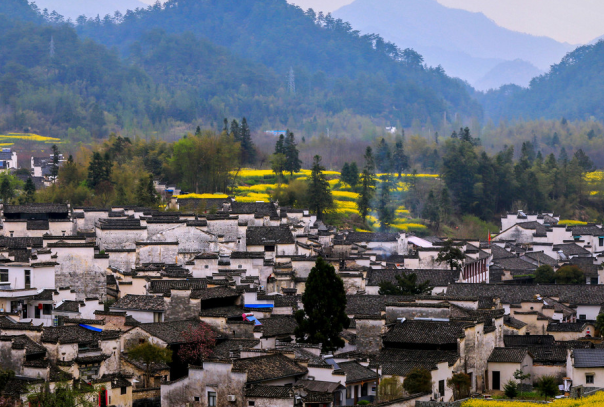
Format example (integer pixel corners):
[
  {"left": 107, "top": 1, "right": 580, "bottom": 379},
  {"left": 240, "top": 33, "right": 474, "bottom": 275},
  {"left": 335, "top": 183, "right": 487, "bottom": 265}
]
[
  {"left": 76, "top": 0, "right": 481, "bottom": 125},
  {"left": 0, "top": 0, "right": 483, "bottom": 140},
  {"left": 481, "top": 41, "right": 604, "bottom": 122}
]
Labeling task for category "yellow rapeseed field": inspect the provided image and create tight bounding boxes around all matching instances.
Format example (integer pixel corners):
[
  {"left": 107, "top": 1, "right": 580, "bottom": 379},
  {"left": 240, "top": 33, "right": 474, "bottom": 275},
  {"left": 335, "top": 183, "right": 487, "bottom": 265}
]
[
  {"left": 175, "top": 193, "right": 229, "bottom": 199},
  {"left": 557, "top": 220, "right": 588, "bottom": 226},
  {"left": 463, "top": 391, "right": 604, "bottom": 407},
  {"left": 0, "top": 133, "right": 61, "bottom": 142}
]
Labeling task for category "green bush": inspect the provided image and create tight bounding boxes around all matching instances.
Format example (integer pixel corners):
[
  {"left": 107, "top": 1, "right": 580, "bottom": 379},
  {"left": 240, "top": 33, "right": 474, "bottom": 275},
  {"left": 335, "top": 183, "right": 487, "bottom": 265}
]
[{"left": 503, "top": 379, "right": 518, "bottom": 399}]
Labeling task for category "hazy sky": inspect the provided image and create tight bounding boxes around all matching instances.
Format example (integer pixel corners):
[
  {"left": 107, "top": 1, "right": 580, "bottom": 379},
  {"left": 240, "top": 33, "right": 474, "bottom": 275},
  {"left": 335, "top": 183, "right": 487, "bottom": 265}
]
[{"left": 288, "top": 0, "right": 604, "bottom": 44}]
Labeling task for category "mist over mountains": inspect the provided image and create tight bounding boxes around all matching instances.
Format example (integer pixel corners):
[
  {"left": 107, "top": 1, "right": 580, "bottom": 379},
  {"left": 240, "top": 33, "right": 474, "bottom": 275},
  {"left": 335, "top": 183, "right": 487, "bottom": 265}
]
[{"left": 333, "top": 0, "right": 573, "bottom": 89}]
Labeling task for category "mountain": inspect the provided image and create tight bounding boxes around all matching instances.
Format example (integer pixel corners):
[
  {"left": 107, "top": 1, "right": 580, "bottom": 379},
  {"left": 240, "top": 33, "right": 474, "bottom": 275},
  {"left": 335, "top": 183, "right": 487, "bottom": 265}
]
[
  {"left": 31, "top": 0, "right": 147, "bottom": 19},
  {"left": 333, "top": 0, "right": 574, "bottom": 87},
  {"left": 474, "top": 59, "right": 543, "bottom": 91},
  {"left": 75, "top": 0, "right": 482, "bottom": 125},
  {"left": 0, "top": 0, "right": 482, "bottom": 141},
  {"left": 479, "top": 41, "right": 604, "bottom": 121}
]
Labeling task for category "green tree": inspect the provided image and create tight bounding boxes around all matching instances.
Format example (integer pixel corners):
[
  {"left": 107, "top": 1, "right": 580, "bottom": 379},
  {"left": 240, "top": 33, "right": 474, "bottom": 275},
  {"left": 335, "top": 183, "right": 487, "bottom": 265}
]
[
  {"left": 378, "top": 376, "right": 405, "bottom": 402},
  {"left": 341, "top": 162, "right": 359, "bottom": 189},
  {"left": 22, "top": 177, "right": 36, "bottom": 204},
  {"left": 447, "top": 373, "right": 471, "bottom": 400},
  {"left": 127, "top": 341, "right": 173, "bottom": 387},
  {"left": 136, "top": 174, "right": 159, "bottom": 207},
  {"left": 402, "top": 367, "right": 432, "bottom": 394},
  {"left": 436, "top": 240, "right": 465, "bottom": 270},
  {"left": 534, "top": 375, "right": 559, "bottom": 400},
  {"left": 513, "top": 368, "right": 531, "bottom": 398},
  {"left": 28, "top": 382, "right": 98, "bottom": 407},
  {"left": 377, "top": 173, "right": 395, "bottom": 231},
  {"left": 239, "top": 117, "right": 256, "bottom": 165},
  {"left": 596, "top": 312, "right": 604, "bottom": 336},
  {"left": 422, "top": 190, "right": 440, "bottom": 230},
  {"left": 50, "top": 144, "right": 60, "bottom": 183},
  {"left": 87, "top": 152, "right": 112, "bottom": 189},
  {"left": 284, "top": 131, "right": 302, "bottom": 176},
  {"left": 306, "top": 155, "right": 333, "bottom": 220},
  {"left": 0, "top": 175, "right": 14, "bottom": 204},
  {"left": 503, "top": 379, "right": 518, "bottom": 399},
  {"left": 534, "top": 265, "right": 556, "bottom": 284},
  {"left": 376, "top": 138, "right": 392, "bottom": 173},
  {"left": 378, "top": 273, "right": 433, "bottom": 295},
  {"left": 294, "top": 257, "right": 350, "bottom": 352},
  {"left": 555, "top": 265, "right": 585, "bottom": 284},
  {"left": 274, "top": 134, "right": 285, "bottom": 155},
  {"left": 392, "top": 139, "right": 409, "bottom": 178},
  {"left": 357, "top": 147, "right": 376, "bottom": 221},
  {"left": 271, "top": 153, "right": 287, "bottom": 182}
]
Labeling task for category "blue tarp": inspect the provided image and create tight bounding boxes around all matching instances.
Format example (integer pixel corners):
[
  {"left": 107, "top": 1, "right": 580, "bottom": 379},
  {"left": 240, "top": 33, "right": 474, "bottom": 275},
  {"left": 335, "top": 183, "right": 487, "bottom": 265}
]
[
  {"left": 244, "top": 304, "right": 274, "bottom": 309},
  {"left": 79, "top": 324, "right": 102, "bottom": 332},
  {"left": 244, "top": 315, "right": 262, "bottom": 326}
]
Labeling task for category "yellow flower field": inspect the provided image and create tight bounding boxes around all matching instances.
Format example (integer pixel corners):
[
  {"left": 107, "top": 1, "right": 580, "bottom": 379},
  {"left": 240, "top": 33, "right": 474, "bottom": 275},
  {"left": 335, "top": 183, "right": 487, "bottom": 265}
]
[
  {"left": 0, "top": 133, "right": 61, "bottom": 142},
  {"left": 175, "top": 193, "right": 229, "bottom": 199},
  {"left": 558, "top": 220, "right": 588, "bottom": 226},
  {"left": 463, "top": 391, "right": 604, "bottom": 407}
]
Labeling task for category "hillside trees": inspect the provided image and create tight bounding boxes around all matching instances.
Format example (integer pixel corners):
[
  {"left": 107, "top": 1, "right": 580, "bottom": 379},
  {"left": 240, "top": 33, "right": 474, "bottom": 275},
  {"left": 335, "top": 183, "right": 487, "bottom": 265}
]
[{"left": 307, "top": 155, "right": 334, "bottom": 220}]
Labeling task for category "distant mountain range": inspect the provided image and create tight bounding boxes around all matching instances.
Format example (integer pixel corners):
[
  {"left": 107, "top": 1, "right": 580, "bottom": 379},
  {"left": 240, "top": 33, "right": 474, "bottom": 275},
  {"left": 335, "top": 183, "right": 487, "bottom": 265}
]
[
  {"left": 333, "top": 0, "right": 574, "bottom": 89},
  {"left": 32, "top": 0, "right": 147, "bottom": 19}
]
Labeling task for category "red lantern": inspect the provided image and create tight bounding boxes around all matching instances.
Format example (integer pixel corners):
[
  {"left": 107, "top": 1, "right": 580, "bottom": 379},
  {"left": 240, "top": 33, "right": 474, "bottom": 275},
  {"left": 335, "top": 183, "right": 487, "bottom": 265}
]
[{"left": 38, "top": 304, "right": 43, "bottom": 310}]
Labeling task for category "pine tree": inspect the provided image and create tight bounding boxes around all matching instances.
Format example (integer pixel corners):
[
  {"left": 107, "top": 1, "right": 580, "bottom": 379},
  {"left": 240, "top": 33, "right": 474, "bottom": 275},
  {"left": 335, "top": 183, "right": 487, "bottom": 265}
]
[
  {"left": 284, "top": 131, "right": 301, "bottom": 176},
  {"left": 392, "top": 139, "right": 409, "bottom": 178},
  {"left": 357, "top": 147, "right": 376, "bottom": 221},
  {"left": 87, "top": 152, "right": 112, "bottom": 189},
  {"left": 341, "top": 162, "right": 359, "bottom": 189},
  {"left": 23, "top": 177, "right": 36, "bottom": 203},
  {"left": 422, "top": 190, "right": 440, "bottom": 230},
  {"left": 274, "top": 134, "right": 285, "bottom": 155},
  {"left": 195, "top": 126, "right": 202, "bottom": 137},
  {"left": 230, "top": 119, "right": 241, "bottom": 142},
  {"left": 377, "top": 173, "right": 395, "bottom": 231},
  {"left": 439, "top": 187, "right": 451, "bottom": 223},
  {"left": 240, "top": 117, "right": 256, "bottom": 165},
  {"left": 376, "top": 138, "right": 392, "bottom": 173},
  {"left": 50, "top": 144, "right": 60, "bottom": 183},
  {"left": 307, "top": 155, "right": 333, "bottom": 220},
  {"left": 341, "top": 163, "right": 350, "bottom": 185},
  {"left": 0, "top": 176, "right": 14, "bottom": 204},
  {"left": 294, "top": 257, "right": 350, "bottom": 352}
]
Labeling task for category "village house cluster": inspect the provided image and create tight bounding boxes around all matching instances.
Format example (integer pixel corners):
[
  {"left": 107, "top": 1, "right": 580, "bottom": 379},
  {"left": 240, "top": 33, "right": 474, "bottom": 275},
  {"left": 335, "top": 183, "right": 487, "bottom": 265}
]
[{"left": 0, "top": 198, "right": 604, "bottom": 407}]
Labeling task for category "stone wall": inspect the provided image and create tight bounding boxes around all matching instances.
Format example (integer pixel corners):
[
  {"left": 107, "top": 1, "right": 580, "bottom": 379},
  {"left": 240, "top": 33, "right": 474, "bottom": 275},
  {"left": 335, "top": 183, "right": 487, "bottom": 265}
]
[
  {"left": 356, "top": 319, "right": 385, "bottom": 353},
  {"left": 55, "top": 254, "right": 107, "bottom": 301}
]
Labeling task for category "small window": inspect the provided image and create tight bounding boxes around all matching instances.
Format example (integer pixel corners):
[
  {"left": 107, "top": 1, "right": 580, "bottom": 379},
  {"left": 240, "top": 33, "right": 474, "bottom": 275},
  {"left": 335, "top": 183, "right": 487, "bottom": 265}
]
[
  {"left": 599, "top": 237, "right": 604, "bottom": 247},
  {"left": 153, "top": 312, "right": 163, "bottom": 323},
  {"left": 204, "top": 265, "right": 209, "bottom": 269},
  {"left": 591, "top": 277, "right": 599, "bottom": 285},
  {"left": 0, "top": 269, "right": 7, "bottom": 283},
  {"left": 264, "top": 245, "right": 275, "bottom": 252},
  {"left": 238, "top": 265, "right": 242, "bottom": 269},
  {"left": 24, "top": 270, "right": 31, "bottom": 289},
  {"left": 194, "top": 396, "right": 200, "bottom": 402},
  {"left": 43, "top": 304, "right": 52, "bottom": 315},
  {"left": 439, "top": 380, "right": 445, "bottom": 396},
  {"left": 586, "top": 374, "right": 594, "bottom": 384},
  {"left": 580, "top": 314, "right": 587, "bottom": 320},
  {"left": 9, "top": 232, "right": 13, "bottom": 237},
  {"left": 208, "top": 391, "right": 216, "bottom": 407},
  {"left": 121, "top": 387, "right": 127, "bottom": 395},
  {"left": 248, "top": 402, "right": 255, "bottom": 407}
]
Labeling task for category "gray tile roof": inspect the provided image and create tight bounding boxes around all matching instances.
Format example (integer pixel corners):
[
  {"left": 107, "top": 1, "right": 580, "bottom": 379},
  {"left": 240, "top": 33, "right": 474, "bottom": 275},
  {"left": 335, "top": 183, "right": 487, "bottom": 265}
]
[
  {"left": 504, "top": 335, "right": 554, "bottom": 347},
  {"left": 139, "top": 319, "right": 221, "bottom": 345},
  {"left": 573, "top": 349, "right": 604, "bottom": 368},
  {"left": 246, "top": 226, "right": 295, "bottom": 245},
  {"left": 383, "top": 320, "right": 471, "bottom": 346},
  {"left": 366, "top": 268, "right": 457, "bottom": 287},
  {"left": 447, "top": 284, "right": 604, "bottom": 306},
  {"left": 335, "top": 361, "right": 377, "bottom": 384},
  {"left": 112, "top": 294, "right": 166, "bottom": 311},
  {"left": 232, "top": 353, "right": 307, "bottom": 383},
  {"left": 244, "top": 385, "right": 294, "bottom": 398},
  {"left": 345, "top": 232, "right": 399, "bottom": 243},
  {"left": 488, "top": 347, "right": 530, "bottom": 363},
  {"left": 547, "top": 322, "right": 590, "bottom": 333},
  {"left": 41, "top": 325, "right": 120, "bottom": 344},
  {"left": 255, "top": 315, "right": 297, "bottom": 338},
  {"left": 4, "top": 204, "right": 69, "bottom": 214}
]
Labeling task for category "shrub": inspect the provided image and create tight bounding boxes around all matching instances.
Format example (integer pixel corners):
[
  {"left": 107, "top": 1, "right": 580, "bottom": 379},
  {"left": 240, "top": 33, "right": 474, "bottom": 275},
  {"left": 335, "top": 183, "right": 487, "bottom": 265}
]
[
  {"left": 403, "top": 367, "right": 433, "bottom": 394},
  {"left": 503, "top": 379, "right": 518, "bottom": 399},
  {"left": 534, "top": 375, "right": 559, "bottom": 400}
]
